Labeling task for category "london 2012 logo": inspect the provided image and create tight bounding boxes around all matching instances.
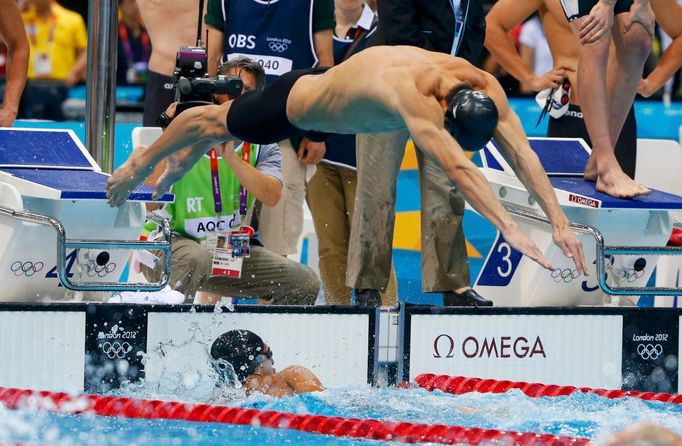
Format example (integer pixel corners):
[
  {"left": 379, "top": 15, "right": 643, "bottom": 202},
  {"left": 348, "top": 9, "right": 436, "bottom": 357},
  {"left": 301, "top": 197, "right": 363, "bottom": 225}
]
[
  {"left": 101, "top": 341, "right": 132, "bottom": 359},
  {"left": 636, "top": 343, "right": 663, "bottom": 360}
]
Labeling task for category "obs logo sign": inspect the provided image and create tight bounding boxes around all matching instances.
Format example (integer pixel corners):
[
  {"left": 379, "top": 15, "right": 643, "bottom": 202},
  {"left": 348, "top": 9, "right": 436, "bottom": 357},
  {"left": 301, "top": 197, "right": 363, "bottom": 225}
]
[{"left": 228, "top": 34, "right": 256, "bottom": 50}]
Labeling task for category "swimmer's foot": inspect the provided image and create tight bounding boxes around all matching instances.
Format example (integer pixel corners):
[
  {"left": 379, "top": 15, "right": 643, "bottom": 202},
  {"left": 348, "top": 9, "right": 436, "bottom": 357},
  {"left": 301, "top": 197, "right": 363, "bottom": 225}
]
[
  {"left": 595, "top": 167, "right": 651, "bottom": 198},
  {"left": 583, "top": 156, "right": 598, "bottom": 182},
  {"left": 106, "top": 154, "right": 148, "bottom": 207}
]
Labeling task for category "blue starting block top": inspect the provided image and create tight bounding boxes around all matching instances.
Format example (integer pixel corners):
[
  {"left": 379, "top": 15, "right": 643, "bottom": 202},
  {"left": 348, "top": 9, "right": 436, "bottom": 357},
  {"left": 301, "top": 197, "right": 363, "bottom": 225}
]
[
  {"left": 0, "top": 128, "right": 172, "bottom": 202},
  {"left": 0, "top": 129, "right": 95, "bottom": 169},
  {"left": 482, "top": 137, "right": 682, "bottom": 210}
]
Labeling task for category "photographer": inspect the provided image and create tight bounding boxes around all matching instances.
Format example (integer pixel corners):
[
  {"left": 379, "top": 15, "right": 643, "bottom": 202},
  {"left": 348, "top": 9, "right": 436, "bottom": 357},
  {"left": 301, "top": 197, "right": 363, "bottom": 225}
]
[{"left": 141, "top": 57, "right": 320, "bottom": 305}]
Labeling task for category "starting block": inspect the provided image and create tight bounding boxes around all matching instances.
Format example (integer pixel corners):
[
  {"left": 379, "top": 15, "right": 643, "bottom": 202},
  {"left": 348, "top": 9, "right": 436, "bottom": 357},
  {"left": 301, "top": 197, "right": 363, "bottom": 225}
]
[
  {"left": 475, "top": 137, "right": 682, "bottom": 306},
  {"left": 0, "top": 128, "right": 173, "bottom": 302}
]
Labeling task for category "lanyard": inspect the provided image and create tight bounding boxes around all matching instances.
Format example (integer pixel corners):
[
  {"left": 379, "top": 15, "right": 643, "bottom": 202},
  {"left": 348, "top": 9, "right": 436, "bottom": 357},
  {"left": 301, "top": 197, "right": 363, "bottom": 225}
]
[
  {"left": 118, "top": 22, "right": 151, "bottom": 65},
  {"left": 238, "top": 143, "right": 251, "bottom": 217},
  {"left": 209, "top": 148, "right": 222, "bottom": 213},
  {"left": 210, "top": 143, "right": 252, "bottom": 217},
  {"left": 27, "top": 14, "right": 57, "bottom": 48}
]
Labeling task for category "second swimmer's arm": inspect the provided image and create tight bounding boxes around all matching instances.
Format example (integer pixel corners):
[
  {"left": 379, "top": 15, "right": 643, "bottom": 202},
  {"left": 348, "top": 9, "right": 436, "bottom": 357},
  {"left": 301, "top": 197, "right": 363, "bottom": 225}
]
[{"left": 133, "top": 102, "right": 233, "bottom": 177}]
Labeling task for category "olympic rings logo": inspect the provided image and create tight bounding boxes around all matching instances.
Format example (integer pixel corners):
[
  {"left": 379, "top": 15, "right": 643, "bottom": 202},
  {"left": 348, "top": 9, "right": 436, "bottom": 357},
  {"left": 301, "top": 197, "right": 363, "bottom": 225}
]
[
  {"left": 268, "top": 41, "right": 288, "bottom": 53},
  {"left": 86, "top": 262, "right": 117, "bottom": 278},
  {"left": 551, "top": 268, "right": 580, "bottom": 283},
  {"left": 101, "top": 341, "right": 132, "bottom": 359},
  {"left": 10, "top": 261, "right": 44, "bottom": 277},
  {"left": 615, "top": 268, "right": 644, "bottom": 283},
  {"left": 636, "top": 343, "right": 663, "bottom": 360}
]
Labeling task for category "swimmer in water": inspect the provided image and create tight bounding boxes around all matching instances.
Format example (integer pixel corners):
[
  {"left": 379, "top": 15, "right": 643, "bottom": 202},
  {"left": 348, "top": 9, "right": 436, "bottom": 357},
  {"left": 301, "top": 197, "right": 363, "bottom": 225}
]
[
  {"left": 106, "top": 46, "right": 588, "bottom": 277},
  {"left": 210, "top": 329, "right": 324, "bottom": 398}
]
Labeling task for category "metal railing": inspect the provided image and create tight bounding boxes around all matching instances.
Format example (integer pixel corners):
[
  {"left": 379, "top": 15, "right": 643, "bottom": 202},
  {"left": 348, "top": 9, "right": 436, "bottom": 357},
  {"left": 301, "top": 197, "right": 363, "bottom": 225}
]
[
  {"left": 0, "top": 204, "right": 171, "bottom": 292},
  {"left": 505, "top": 206, "right": 682, "bottom": 296}
]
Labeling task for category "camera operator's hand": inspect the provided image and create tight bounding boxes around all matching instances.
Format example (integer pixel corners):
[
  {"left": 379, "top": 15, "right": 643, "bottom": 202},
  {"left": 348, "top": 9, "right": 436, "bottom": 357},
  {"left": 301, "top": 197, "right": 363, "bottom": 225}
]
[{"left": 297, "top": 138, "right": 325, "bottom": 165}]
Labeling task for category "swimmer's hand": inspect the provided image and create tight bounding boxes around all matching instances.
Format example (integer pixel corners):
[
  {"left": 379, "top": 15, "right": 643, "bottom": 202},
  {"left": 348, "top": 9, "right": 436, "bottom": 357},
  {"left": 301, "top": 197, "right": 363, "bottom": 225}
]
[
  {"left": 106, "top": 149, "right": 149, "bottom": 207},
  {"left": 552, "top": 224, "right": 589, "bottom": 276},
  {"left": 579, "top": 0, "right": 614, "bottom": 44},
  {"left": 623, "top": 0, "right": 655, "bottom": 38},
  {"left": 500, "top": 223, "right": 555, "bottom": 271},
  {"left": 528, "top": 65, "right": 575, "bottom": 91}
]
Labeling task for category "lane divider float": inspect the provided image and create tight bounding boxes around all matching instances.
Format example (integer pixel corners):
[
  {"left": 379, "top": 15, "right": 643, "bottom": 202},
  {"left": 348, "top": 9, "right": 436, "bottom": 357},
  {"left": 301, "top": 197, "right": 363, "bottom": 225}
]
[{"left": 0, "top": 385, "right": 589, "bottom": 445}]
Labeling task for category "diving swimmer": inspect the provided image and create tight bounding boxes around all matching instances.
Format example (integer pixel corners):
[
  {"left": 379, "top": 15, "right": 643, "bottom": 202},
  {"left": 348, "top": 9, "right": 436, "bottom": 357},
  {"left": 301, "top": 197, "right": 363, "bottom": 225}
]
[{"left": 106, "top": 46, "right": 588, "bottom": 276}]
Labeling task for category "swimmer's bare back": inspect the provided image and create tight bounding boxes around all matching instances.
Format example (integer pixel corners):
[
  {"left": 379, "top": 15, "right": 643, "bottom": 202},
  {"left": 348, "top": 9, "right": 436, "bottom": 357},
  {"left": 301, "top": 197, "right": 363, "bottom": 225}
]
[{"left": 285, "top": 46, "right": 486, "bottom": 135}]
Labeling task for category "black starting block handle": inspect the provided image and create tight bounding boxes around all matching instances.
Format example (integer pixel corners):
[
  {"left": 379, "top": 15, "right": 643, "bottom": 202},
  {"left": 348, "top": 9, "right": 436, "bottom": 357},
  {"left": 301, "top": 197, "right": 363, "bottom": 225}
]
[
  {"left": 0, "top": 204, "right": 172, "bottom": 292},
  {"left": 504, "top": 205, "right": 682, "bottom": 297}
]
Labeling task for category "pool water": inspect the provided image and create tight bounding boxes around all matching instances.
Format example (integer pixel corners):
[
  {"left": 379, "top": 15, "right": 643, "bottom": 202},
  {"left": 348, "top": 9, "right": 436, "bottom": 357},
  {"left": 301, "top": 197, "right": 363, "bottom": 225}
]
[{"left": 2, "top": 385, "right": 681, "bottom": 445}]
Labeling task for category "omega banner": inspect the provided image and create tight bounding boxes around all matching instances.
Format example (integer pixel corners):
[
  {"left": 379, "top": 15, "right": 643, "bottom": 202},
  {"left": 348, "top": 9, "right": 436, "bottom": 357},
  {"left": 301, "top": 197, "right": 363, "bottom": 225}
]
[{"left": 401, "top": 309, "right": 624, "bottom": 389}]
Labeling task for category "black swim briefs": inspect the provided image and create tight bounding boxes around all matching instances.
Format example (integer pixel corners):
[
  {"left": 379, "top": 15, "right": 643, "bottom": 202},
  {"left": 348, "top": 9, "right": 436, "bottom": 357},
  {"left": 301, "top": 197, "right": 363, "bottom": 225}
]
[
  {"left": 226, "top": 67, "right": 329, "bottom": 145},
  {"left": 547, "top": 103, "right": 637, "bottom": 178},
  {"left": 559, "top": 0, "right": 633, "bottom": 22}
]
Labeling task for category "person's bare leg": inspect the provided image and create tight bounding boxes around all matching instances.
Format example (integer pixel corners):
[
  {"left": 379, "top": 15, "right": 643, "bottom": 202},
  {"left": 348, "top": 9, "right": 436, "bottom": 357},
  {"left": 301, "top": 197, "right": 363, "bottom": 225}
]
[
  {"left": 569, "top": 17, "right": 649, "bottom": 198},
  {"left": 605, "top": 13, "right": 652, "bottom": 168}
]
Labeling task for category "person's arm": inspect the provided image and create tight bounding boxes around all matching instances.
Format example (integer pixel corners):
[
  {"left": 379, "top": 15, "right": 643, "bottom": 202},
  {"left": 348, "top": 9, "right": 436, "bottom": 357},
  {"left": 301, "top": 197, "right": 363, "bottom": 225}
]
[
  {"left": 106, "top": 102, "right": 232, "bottom": 207},
  {"left": 639, "top": 0, "right": 682, "bottom": 97},
  {"left": 313, "top": 29, "right": 334, "bottom": 67},
  {"left": 0, "top": 0, "right": 29, "bottom": 127},
  {"left": 207, "top": 25, "right": 225, "bottom": 76},
  {"left": 221, "top": 143, "right": 282, "bottom": 206},
  {"left": 66, "top": 47, "right": 87, "bottom": 86},
  {"left": 485, "top": 1, "right": 571, "bottom": 92},
  {"left": 205, "top": 0, "right": 226, "bottom": 75},
  {"left": 395, "top": 85, "right": 554, "bottom": 271},
  {"left": 280, "top": 365, "right": 324, "bottom": 394},
  {"left": 481, "top": 71, "right": 588, "bottom": 275}
]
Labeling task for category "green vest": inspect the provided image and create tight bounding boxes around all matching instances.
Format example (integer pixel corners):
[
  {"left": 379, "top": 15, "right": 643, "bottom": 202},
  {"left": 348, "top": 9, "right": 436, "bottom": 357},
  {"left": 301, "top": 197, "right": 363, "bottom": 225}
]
[{"left": 143, "top": 144, "right": 259, "bottom": 240}]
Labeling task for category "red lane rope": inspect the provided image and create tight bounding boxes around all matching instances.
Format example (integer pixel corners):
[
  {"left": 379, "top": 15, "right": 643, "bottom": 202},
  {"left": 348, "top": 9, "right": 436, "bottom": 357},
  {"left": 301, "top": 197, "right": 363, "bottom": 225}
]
[
  {"left": 415, "top": 374, "right": 682, "bottom": 404},
  {"left": 0, "top": 386, "right": 590, "bottom": 445}
]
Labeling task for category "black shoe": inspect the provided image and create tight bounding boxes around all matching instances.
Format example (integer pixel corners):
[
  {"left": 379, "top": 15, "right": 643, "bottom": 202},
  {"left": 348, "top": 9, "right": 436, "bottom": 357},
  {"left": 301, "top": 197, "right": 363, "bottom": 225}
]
[
  {"left": 443, "top": 289, "right": 493, "bottom": 307},
  {"left": 355, "top": 288, "right": 381, "bottom": 307}
]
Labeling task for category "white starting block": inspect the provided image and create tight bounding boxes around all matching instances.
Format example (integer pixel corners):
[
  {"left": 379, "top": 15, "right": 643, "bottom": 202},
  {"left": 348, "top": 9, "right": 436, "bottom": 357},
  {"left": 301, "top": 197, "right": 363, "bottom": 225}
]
[
  {"left": 474, "top": 137, "right": 682, "bottom": 306},
  {"left": 0, "top": 128, "right": 173, "bottom": 302}
]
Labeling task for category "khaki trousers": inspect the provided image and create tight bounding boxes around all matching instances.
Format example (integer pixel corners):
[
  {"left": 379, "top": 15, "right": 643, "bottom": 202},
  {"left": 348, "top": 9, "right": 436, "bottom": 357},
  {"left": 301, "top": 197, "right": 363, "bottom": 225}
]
[
  {"left": 306, "top": 162, "right": 398, "bottom": 305},
  {"left": 143, "top": 234, "right": 320, "bottom": 305},
  {"left": 347, "top": 130, "right": 470, "bottom": 293},
  {"left": 257, "top": 140, "right": 306, "bottom": 255}
]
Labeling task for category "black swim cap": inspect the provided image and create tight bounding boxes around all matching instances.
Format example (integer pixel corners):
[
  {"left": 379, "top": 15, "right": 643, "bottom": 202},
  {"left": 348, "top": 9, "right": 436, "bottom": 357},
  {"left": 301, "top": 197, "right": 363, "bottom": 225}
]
[
  {"left": 444, "top": 87, "right": 499, "bottom": 151},
  {"left": 210, "top": 330, "right": 267, "bottom": 383}
]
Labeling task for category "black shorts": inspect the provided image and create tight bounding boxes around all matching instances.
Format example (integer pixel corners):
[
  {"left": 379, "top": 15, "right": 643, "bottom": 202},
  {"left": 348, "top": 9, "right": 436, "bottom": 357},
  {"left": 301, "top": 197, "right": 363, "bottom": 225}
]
[
  {"left": 559, "top": 0, "right": 633, "bottom": 21},
  {"left": 143, "top": 71, "right": 175, "bottom": 127},
  {"left": 226, "top": 68, "right": 329, "bottom": 145},
  {"left": 547, "top": 103, "right": 637, "bottom": 178}
]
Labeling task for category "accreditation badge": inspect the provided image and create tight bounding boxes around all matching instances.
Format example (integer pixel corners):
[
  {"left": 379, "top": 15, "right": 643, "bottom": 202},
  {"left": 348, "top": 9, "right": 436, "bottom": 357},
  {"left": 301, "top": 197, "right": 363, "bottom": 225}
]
[
  {"left": 34, "top": 52, "right": 53, "bottom": 77},
  {"left": 207, "top": 231, "right": 243, "bottom": 278}
]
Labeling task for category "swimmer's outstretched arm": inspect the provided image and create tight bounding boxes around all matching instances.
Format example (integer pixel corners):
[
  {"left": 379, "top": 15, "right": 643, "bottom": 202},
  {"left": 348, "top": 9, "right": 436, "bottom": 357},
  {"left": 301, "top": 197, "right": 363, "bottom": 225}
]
[
  {"left": 481, "top": 71, "right": 588, "bottom": 275},
  {"left": 396, "top": 89, "right": 553, "bottom": 271},
  {"left": 106, "top": 102, "right": 233, "bottom": 207}
]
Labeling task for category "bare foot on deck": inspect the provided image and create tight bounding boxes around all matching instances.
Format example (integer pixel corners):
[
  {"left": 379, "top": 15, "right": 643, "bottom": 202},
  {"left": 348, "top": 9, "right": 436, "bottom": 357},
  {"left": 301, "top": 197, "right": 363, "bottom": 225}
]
[
  {"left": 595, "top": 166, "right": 651, "bottom": 198},
  {"left": 106, "top": 150, "right": 150, "bottom": 207},
  {"left": 584, "top": 155, "right": 598, "bottom": 182}
]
